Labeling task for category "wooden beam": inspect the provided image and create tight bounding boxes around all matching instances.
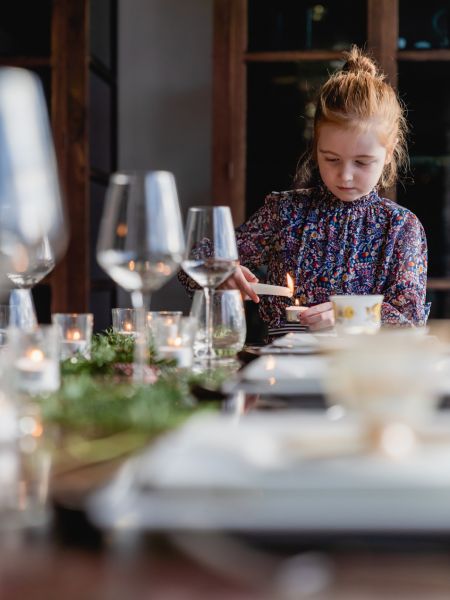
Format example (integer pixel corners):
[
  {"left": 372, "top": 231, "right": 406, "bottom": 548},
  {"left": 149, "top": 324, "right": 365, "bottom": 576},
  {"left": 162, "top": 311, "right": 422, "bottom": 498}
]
[
  {"left": 213, "top": 0, "right": 247, "bottom": 225},
  {"left": 245, "top": 50, "right": 343, "bottom": 62},
  {"left": 50, "top": 0, "right": 89, "bottom": 312},
  {"left": 398, "top": 50, "right": 450, "bottom": 61},
  {"left": 367, "top": 0, "right": 398, "bottom": 87}
]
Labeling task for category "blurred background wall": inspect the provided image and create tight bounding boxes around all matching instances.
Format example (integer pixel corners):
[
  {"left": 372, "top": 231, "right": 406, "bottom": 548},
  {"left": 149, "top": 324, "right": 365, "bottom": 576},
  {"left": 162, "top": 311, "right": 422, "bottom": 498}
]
[{"left": 118, "top": 0, "right": 213, "bottom": 312}]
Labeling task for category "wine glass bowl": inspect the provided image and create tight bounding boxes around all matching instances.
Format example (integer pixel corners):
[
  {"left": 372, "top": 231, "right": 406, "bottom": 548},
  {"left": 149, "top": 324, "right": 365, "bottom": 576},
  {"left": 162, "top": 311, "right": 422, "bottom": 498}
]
[
  {"left": 97, "top": 172, "right": 184, "bottom": 303},
  {"left": 0, "top": 68, "right": 68, "bottom": 327},
  {"left": 96, "top": 171, "right": 185, "bottom": 380}
]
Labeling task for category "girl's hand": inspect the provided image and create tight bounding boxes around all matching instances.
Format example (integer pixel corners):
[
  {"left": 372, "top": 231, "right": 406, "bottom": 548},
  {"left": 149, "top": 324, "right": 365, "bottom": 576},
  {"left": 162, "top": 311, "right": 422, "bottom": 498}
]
[
  {"left": 299, "top": 302, "right": 335, "bottom": 331},
  {"left": 219, "top": 265, "right": 260, "bottom": 303}
]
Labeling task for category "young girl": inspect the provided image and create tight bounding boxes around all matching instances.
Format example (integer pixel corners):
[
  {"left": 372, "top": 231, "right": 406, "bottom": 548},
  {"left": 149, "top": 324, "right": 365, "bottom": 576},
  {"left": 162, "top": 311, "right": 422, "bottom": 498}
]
[{"left": 219, "top": 46, "right": 429, "bottom": 332}]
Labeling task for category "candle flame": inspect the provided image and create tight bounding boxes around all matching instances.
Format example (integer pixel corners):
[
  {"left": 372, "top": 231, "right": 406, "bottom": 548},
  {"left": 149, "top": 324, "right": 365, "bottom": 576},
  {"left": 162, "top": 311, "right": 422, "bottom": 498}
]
[
  {"left": 168, "top": 336, "right": 182, "bottom": 347},
  {"left": 67, "top": 328, "right": 81, "bottom": 341},
  {"left": 27, "top": 348, "right": 44, "bottom": 362},
  {"left": 124, "top": 321, "right": 133, "bottom": 331},
  {"left": 286, "top": 273, "right": 295, "bottom": 296},
  {"left": 294, "top": 298, "right": 300, "bottom": 306}
]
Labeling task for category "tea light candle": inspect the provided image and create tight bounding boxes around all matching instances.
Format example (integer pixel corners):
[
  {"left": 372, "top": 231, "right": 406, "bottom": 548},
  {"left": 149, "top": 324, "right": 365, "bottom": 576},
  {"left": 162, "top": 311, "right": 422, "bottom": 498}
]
[
  {"left": 119, "top": 321, "right": 136, "bottom": 337},
  {"left": 285, "top": 300, "right": 308, "bottom": 322},
  {"left": 15, "top": 347, "right": 60, "bottom": 395},
  {"left": 158, "top": 337, "right": 192, "bottom": 368},
  {"left": 250, "top": 283, "right": 292, "bottom": 298},
  {"left": 60, "top": 327, "right": 88, "bottom": 359}
]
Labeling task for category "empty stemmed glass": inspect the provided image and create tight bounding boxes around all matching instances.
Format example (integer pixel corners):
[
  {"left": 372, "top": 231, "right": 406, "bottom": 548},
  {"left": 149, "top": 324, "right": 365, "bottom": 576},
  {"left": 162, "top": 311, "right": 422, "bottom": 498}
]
[
  {"left": 7, "top": 236, "right": 55, "bottom": 328},
  {"left": 182, "top": 206, "right": 238, "bottom": 363},
  {"left": 97, "top": 171, "right": 185, "bottom": 381},
  {"left": 0, "top": 68, "right": 68, "bottom": 325}
]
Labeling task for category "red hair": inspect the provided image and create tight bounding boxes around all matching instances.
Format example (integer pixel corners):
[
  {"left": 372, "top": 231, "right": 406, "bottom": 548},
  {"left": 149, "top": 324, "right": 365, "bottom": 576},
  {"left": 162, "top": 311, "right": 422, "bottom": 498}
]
[{"left": 296, "top": 46, "right": 408, "bottom": 190}]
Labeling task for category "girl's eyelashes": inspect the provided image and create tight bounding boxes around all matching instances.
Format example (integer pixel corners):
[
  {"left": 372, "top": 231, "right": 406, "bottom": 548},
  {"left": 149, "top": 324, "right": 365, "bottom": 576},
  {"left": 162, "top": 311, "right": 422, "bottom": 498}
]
[{"left": 324, "top": 158, "right": 374, "bottom": 166}]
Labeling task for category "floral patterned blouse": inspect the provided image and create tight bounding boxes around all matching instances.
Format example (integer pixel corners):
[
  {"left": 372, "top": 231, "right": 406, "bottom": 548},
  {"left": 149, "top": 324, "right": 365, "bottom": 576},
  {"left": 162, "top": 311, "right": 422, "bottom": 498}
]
[{"left": 235, "top": 186, "right": 429, "bottom": 328}]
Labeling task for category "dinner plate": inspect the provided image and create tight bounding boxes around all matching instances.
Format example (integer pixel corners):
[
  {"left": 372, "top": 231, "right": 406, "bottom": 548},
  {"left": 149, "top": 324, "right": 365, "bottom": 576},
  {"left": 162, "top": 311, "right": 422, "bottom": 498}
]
[
  {"left": 88, "top": 411, "right": 450, "bottom": 534},
  {"left": 223, "top": 354, "right": 328, "bottom": 395}
]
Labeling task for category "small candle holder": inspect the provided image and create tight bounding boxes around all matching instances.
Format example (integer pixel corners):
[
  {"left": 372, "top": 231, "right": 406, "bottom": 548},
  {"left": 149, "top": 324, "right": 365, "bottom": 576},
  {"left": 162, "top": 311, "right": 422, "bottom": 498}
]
[
  {"left": 9, "top": 326, "right": 60, "bottom": 395},
  {"left": 285, "top": 299, "right": 308, "bottom": 322},
  {"left": 154, "top": 316, "right": 197, "bottom": 368},
  {"left": 52, "top": 313, "right": 93, "bottom": 360},
  {"left": 112, "top": 308, "right": 140, "bottom": 337},
  {"left": 147, "top": 311, "right": 182, "bottom": 344}
]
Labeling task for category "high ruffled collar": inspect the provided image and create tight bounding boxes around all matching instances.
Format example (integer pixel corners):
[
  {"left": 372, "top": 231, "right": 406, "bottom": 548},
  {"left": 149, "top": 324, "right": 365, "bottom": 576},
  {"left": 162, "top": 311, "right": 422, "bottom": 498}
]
[{"left": 318, "top": 183, "right": 380, "bottom": 210}]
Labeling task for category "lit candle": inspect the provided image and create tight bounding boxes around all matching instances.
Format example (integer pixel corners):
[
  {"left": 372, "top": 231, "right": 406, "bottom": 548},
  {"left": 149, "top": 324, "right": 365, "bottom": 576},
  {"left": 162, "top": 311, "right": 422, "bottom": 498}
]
[
  {"left": 119, "top": 321, "right": 136, "bottom": 337},
  {"left": 60, "top": 327, "right": 88, "bottom": 359},
  {"left": 285, "top": 274, "right": 308, "bottom": 322},
  {"left": 15, "top": 347, "right": 60, "bottom": 395},
  {"left": 286, "top": 298, "right": 308, "bottom": 322},
  {"left": 157, "top": 336, "right": 192, "bottom": 368}
]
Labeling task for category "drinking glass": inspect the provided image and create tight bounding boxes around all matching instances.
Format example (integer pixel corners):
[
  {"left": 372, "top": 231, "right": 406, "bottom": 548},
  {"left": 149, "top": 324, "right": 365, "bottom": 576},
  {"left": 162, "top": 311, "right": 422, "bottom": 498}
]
[
  {"left": 8, "top": 237, "right": 55, "bottom": 329},
  {"left": 96, "top": 171, "right": 185, "bottom": 381},
  {"left": 0, "top": 68, "right": 68, "bottom": 327},
  {"left": 190, "top": 290, "right": 246, "bottom": 359},
  {"left": 182, "top": 206, "right": 238, "bottom": 362}
]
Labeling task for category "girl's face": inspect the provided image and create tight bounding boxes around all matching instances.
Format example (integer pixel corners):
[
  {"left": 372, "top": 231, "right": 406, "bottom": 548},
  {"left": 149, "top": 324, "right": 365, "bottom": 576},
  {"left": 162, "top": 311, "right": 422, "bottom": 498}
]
[{"left": 316, "top": 122, "right": 391, "bottom": 202}]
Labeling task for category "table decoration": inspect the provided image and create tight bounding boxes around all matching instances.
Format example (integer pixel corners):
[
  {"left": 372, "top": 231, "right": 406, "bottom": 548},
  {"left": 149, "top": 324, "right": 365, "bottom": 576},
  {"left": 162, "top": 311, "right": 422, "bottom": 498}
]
[
  {"left": 285, "top": 302, "right": 308, "bottom": 322},
  {"left": 154, "top": 316, "right": 197, "bottom": 368},
  {"left": 112, "top": 307, "right": 139, "bottom": 337},
  {"left": 9, "top": 326, "right": 60, "bottom": 395},
  {"left": 52, "top": 313, "right": 93, "bottom": 359},
  {"left": 30, "top": 328, "right": 230, "bottom": 476}
]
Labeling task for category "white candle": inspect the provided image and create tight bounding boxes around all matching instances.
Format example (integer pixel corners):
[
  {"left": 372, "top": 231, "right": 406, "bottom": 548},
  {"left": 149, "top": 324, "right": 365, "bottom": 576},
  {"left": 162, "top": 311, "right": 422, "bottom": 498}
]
[
  {"left": 60, "top": 327, "right": 89, "bottom": 359},
  {"left": 15, "top": 348, "right": 60, "bottom": 395},
  {"left": 250, "top": 283, "right": 293, "bottom": 298},
  {"left": 285, "top": 305, "right": 308, "bottom": 322},
  {"left": 157, "top": 337, "right": 192, "bottom": 367}
]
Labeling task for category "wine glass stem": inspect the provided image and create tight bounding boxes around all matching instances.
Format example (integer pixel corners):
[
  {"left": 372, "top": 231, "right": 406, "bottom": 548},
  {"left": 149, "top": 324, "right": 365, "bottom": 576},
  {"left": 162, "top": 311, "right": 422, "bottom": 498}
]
[
  {"left": 204, "top": 286, "right": 215, "bottom": 362},
  {"left": 9, "top": 289, "right": 38, "bottom": 329},
  {"left": 131, "top": 291, "right": 151, "bottom": 383}
]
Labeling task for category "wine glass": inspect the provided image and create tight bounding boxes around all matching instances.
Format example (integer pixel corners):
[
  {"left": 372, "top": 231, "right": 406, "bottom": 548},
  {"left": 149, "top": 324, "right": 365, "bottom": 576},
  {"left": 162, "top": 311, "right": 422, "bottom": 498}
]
[
  {"left": 97, "top": 171, "right": 185, "bottom": 381},
  {"left": 0, "top": 68, "right": 68, "bottom": 325},
  {"left": 7, "top": 236, "right": 55, "bottom": 328},
  {"left": 182, "top": 206, "right": 238, "bottom": 363},
  {"left": 190, "top": 289, "right": 246, "bottom": 360}
]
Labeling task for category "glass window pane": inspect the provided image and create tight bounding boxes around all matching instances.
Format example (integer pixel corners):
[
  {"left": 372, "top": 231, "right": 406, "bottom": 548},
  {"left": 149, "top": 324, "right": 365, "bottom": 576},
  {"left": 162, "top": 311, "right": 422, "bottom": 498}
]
[
  {"left": 89, "top": 72, "right": 113, "bottom": 173},
  {"left": 397, "top": 62, "right": 450, "bottom": 279},
  {"left": 0, "top": 2, "right": 52, "bottom": 57},
  {"left": 90, "top": 181, "right": 109, "bottom": 281},
  {"left": 246, "top": 60, "right": 342, "bottom": 217},
  {"left": 248, "top": 0, "right": 366, "bottom": 52},
  {"left": 399, "top": 0, "right": 449, "bottom": 50}
]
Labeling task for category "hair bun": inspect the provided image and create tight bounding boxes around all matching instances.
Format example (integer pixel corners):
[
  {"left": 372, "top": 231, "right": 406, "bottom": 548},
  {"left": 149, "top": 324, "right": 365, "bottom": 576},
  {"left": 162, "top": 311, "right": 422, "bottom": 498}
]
[{"left": 343, "top": 46, "right": 378, "bottom": 77}]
